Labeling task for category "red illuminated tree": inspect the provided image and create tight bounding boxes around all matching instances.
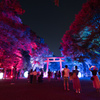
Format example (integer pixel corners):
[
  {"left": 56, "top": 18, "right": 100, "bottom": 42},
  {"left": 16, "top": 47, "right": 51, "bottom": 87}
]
[
  {"left": 0, "top": 0, "right": 52, "bottom": 72},
  {"left": 0, "top": 0, "right": 27, "bottom": 69}
]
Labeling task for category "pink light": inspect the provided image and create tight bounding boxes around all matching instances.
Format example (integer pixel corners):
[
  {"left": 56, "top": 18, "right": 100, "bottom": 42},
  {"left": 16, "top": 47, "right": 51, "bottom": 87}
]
[
  {"left": 17, "top": 68, "right": 19, "bottom": 71},
  {"left": 11, "top": 76, "right": 13, "bottom": 78}
]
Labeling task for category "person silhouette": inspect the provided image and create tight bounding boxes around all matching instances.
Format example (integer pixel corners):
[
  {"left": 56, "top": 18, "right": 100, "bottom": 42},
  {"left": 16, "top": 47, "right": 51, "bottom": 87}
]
[
  {"left": 30, "top": 69, "right": 33, "bottom": 84},
  {"left": 89, "top": 66, "right": 100, "bottom": 92},
  {"left": 48, "top": 69, "right": 51, "bottom": 81},
  {"left": 72, "top": 66, "right": 81, "bottom": 93},
  {"left": 33, "top": 69, "right": 37, "bottom": 83},
  {"left": 62, "top": 65, "right": 70, "bottom": 91}
]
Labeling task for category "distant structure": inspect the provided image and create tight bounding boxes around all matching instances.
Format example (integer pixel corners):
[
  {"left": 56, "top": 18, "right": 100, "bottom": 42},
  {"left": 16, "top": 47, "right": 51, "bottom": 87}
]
[{"left": 44, "top": 57, "right": 64, "bottom": 73}]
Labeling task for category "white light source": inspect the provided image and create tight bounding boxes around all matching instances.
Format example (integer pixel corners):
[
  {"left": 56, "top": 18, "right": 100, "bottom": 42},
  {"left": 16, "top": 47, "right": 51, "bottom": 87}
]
[
  {"left": 43, "top": 72, "right": 48, "bottom": 78},
  {"left": 78, "top": 72, "right": 81, "bottom": 78},
  {"left": 0, "top": 72, "right": 3, "bottom": 79},
  {"left": 24, "top": 71, "right": 28, "bottom": 78}
]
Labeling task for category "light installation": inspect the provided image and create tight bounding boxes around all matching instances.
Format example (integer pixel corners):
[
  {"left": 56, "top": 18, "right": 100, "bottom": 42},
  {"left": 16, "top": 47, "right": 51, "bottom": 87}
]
[
  {"left": 24, "top": 71, "right": 28, "bottom": 78},
  {"left": 0, "top": 72, "right": 3, "bottom": 79}
]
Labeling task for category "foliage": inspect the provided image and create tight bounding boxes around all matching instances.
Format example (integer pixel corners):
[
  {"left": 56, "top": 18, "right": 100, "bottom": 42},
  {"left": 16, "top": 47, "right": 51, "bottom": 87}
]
[
  {"left": 61, "top": 0, "right": 100, "bottom": 65},
  {"left": 0, "top": 0, "right": 51, "bottom": 71}
]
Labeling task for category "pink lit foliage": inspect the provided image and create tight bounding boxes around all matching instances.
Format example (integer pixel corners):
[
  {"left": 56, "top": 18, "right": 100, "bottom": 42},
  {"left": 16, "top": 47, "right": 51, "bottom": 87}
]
[
  {"left": 0, "top": 0, "right": 27, "bottom": 69},
  {"left": 0, "top": 0, "right": 51, "bottom": 70},
  {"left": 61, "top": 0, "right": 100, "bottom": 62},
  {"left": 29, "top": 35, "right": 53, "bottom": 68}
]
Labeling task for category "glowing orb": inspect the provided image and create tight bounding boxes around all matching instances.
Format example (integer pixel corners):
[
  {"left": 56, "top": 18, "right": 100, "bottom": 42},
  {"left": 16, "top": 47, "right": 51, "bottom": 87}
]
[
  {"left": 11, "top": 76, "right": 13, "bottom": 78},
  {"left": 43, "top": 72, "right": 48, "bottom": 78},
  {"left": 24, "top": 71, "right": 28, "bottom": 78},
  {"left": 78, "top": 72, "right": 81, "bottom": 78},
  {"left": 0, "top": 72, "right": 3, "bottom": 79}
]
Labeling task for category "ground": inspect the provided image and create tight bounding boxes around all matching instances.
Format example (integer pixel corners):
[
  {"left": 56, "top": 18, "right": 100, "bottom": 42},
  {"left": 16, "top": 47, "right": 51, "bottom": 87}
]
[{"left": 0, "top": 78, "right": 100, "bottom": 100}]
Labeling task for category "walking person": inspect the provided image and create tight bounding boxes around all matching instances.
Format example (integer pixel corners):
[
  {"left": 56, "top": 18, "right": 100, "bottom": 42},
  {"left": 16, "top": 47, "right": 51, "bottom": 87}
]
[
  {"left": 48, "top": 69, "right": 51, "bottom": 81},
  {"left": 54, "top": 71, "right": 57, "bottom": 80},
  {"left": 40, "top": 69, "right": 43, "bottom": 82},
  {"left": 11, "top": 67, "right": 16, "bottom": 84},
  {"left": 38, "top": 69, "right": 43, "bottom": 83},
  {"left": 89, "top": 65, "right": 100, "bottom": 92},
  {"left": 62, "top": 65, "right": 70, "bottom": 91},
  {"left": 11, "top": 62, "right": 18, "bottom": 84},
  {"left": 58, "top": 71, "right": 61, "bottom": 80},
  {"left": 30, "top": 69, "right": 33, "bottom": 84},
  {"left": 17, "top": 70, "right": 20, "bottom": 79},
  {"left": 72, "top": 66, "right": 81, "bottom": 93},
  {"left": 33, "top": 69, "right": 37, "bottom": 83}
]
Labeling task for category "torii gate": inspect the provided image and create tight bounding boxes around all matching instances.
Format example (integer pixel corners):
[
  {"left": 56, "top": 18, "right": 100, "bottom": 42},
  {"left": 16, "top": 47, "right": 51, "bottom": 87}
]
[{"left": 44, "top": 57, "right": 64, "bottom": 73}]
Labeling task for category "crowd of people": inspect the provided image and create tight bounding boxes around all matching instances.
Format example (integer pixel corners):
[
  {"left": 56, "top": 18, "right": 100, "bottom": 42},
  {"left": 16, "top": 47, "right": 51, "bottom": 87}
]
[
  {"left": 62, "top": 65, "right": 100, "bottom": 93},
  {"left": 28, "top": 69, "right": 43, "bottom": 84},
  {"left": 11, "top": 64, "right": 100, "bottom": 93},
  {"left": 27, "top": 68, "right": 62, "bottom": 83}
]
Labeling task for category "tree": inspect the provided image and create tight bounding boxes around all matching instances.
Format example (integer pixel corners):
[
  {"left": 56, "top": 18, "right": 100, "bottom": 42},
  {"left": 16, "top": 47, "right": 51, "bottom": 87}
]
[
  {"left": 61, "top": 0, "right": 100, "bottom": 64},
  {"left": 0, "top": 0, "right": 52, "bottom": 72},
  {"left": 0, "top": 0, "right": 28, "bottom": 70}
]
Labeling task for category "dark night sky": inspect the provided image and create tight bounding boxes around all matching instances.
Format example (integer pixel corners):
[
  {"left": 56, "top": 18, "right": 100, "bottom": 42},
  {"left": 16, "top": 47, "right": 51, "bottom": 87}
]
[{"left": 2, "top": 0, "right": 88, "bottom": 56}]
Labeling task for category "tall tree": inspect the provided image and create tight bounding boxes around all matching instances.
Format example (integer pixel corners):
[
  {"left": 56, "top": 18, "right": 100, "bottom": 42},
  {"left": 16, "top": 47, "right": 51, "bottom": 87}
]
[
  {"left": 0, "top": 0, "right": 52, "bottom": 71},
  {"left": 61, "top": 0, "right": 100, "bottom": 64}
]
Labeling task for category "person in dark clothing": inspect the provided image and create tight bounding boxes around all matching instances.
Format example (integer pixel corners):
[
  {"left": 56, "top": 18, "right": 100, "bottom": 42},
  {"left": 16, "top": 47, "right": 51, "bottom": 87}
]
[
  {"left": 11, "top": 62, "right": 18, "bottom": 84},
  {"left": 38, "top": 70, "right": 43, "bottom": 83},
  {"left": 17, "top": 70, "right": 20, "bottom": 79},
  {"left": 58, "top": 71, "right": 61, "bottom": 80},
  {"left": 48, "top": 69, "right": 51, "bottom": 81},
  {"left": 33, "top": 69, "right": 37, "bottom": 83},
  {"left": 54, "top": 71, "right": 57, "bottom": 80},
  {"left": 30, "top": 69, "right": 33, "bottom": 84}
]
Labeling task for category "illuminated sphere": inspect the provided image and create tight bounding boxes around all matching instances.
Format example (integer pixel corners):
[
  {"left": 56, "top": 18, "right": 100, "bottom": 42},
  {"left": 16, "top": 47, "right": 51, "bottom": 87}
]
[
  {"left": 78, "top": 72, "right": 81, "bottom": 78},
  {"left": 24, "top": 71, "right": 28, "bottom": 78},
  {"left": 0, "top": 72, "right": 3, "bottom": 79}
]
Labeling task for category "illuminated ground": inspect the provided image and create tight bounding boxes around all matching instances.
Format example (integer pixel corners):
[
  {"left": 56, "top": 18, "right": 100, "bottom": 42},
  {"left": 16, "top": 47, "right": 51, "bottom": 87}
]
[{"left": 0, "top": 78, "right": 100, "bottom": 100}]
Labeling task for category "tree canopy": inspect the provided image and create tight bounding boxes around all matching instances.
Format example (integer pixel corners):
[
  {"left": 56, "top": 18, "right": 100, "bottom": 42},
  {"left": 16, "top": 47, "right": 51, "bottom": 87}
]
[
  {"left": 0, "top": 0, "right": 52, "bottom": 70},
  {"left": 61, "top": 0, "right": 100, "bottom": 65}
]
